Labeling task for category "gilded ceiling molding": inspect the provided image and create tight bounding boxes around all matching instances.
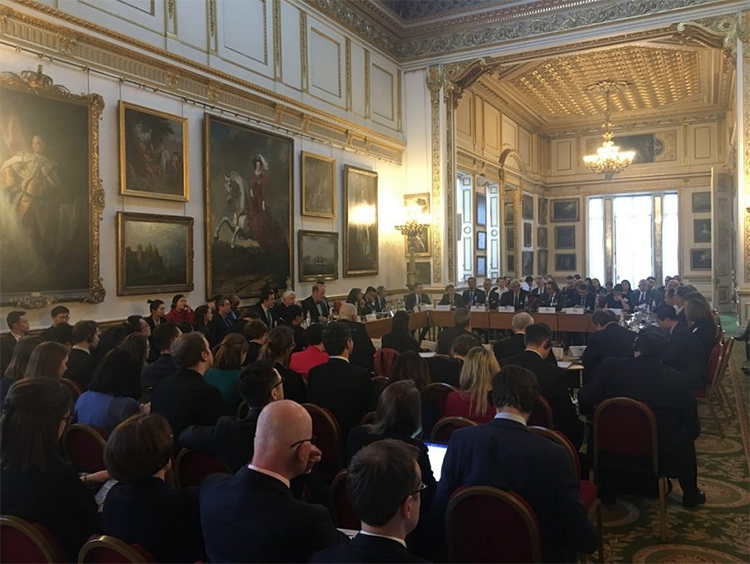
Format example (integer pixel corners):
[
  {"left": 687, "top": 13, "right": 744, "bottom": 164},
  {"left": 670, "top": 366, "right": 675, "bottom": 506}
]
[
  {"left": 743, "top": 12, "right": 750, "bottom": 282},
  {"left": 676, "top": 13, "right": 742, "bottom": 57},
  {"left": 427, "top": 65, "right": 443, "bottom": 283}
]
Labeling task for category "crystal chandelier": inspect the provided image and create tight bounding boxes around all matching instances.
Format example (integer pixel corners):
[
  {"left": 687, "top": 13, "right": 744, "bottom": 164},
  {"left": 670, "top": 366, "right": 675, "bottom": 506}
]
[{"left": 583, "top": 81, "right": 635, "bottom": 180}]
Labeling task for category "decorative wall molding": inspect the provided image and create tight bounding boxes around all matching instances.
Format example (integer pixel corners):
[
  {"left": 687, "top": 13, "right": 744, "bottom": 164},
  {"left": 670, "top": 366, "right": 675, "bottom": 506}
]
[
  {"left": 0, "top": 4, "right": 406, "bottom": 164},
  {"left": 427, "top": 65, "right": 443, "bottom": 283}
]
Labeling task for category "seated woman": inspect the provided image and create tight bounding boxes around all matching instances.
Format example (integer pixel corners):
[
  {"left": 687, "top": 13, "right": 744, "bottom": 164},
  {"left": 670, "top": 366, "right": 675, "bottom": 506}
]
[
  {"left": 25, "top": 341, "right": 69, "bottom": 380},
  {"left": 165, "top": 294, "right": 195, "bottom": 327},
  {"left": 381, "top": 310, "right": 420, "bottom": 353},
  {"left": 119, "top": 333, "right": 150, "bottom": 369},
  {"left": 193, "top": 305, "right": 213, "bottom": 340},
  {"left": 1, "top": 335, "right": 43, "bottom": 405},
  {"left": 1, "top": 378, "right": 99, "bottom": 561},
  {"left": 443, "top": 346, "right": 498, "bottom": 424},
  {"left": 605, "top": 284, "right": 631, "bottom": 312},
  {"left": 74, "top": 349, "right": 149, "bottom": 435},
  {"left": 389, "top": 351, "right": 440, "bottom": 437},
  {"left": 685, "top": 297, "right": 718, "bottom": 361},
  {"left": 345, "top": 287, "right": 373, "bottom": 317},
  {"left": 103, "top": 413, "right": 205, "bottom": 562},
  {"left": 259, "top": 326, "right": 307, "bottom": 404},
  {"left": 205, "top": 333, "right": 247, "bottom": 415}
]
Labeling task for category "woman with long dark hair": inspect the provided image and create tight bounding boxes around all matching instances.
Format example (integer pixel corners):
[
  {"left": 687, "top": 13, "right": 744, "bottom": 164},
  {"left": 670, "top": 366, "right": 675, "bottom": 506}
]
[
  {"left": 259, "top": 326, "right": 307, "bottom": 404},
  {"left": 1, "top": 335, "right": 43, "bottom": 405},
  {"left": 205, "top": 333, "right": 248, "bottom": 415},
  {"left": 381, "top": 310, "right": 419, "bottom": 353},
  {"left": 25, "top": 341, "right": 69, "bottom": 380},
  {"left": 193, "top": 305, "right": 213, "bottom": 339},
  {"left": 145, "top": 299, "right": 166, "bottom": 331},
  {"left": 345, "top": 287, "right": 373, "bottom": 316}
]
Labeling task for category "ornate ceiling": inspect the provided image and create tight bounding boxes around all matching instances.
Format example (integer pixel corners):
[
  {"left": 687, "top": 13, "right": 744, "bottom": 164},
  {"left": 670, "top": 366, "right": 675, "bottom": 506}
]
[{"left": 377, "top": 0, "right": 501, "bottom": 21}]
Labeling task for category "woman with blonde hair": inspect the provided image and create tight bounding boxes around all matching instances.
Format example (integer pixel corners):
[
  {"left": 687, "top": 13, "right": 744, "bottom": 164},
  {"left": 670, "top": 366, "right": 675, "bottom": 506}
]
[
  {"left": 204, "top": 333, "right": 248, "bottom": 414},
  {"left": 443, "top": 346, "right": 498, "bottom": 423}
]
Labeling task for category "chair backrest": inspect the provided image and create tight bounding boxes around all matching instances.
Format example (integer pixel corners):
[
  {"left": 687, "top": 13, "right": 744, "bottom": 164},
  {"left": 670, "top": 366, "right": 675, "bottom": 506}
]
[
  {"left": 593, "top": 397, "right": 659, "bottom": 477},
  {"left": 715, "top": 338, "right": 734, "bottom": 388},
  {"left": 79, "top": 535, "right": 156, "bottom": 563},
  {"left": 446, "top": 486, "right": 542, "bottom": 563},
  {"left": 302, "top": 404, "right": 344, "bottom": 471},
  {"left": 371, "top": 376, "right": 390, "bottom": 393},
  {"left": 528, "top": 426, "right": 580, "bottom": 479},
  {"left": 174, "top": 449, "right": 230, "bottom": 489},
  {"left": 0, "top": 515, "right": 65, "bottom": 564},
  {"left": 527, "top": 396, "right": 554, "bottom": 429},
  {"left": 705, "top": 342, "right": 724, "bottom": 386},
  {"left": 430, "top": 416, "right": 477, "bottom": 444},
  {"left": 374, "top": 348, "right": 399, "bottom": 377},
  {"left": 359, "top": 411, "right": 376, "bottom": 425},
  {"left": 329, "top": 469, "right": 360, "bottom": 530},
  {"left": 424, "top": 382, "right": 458, "bottom": 415},
  {"left": 236, "top": 400, "right": 249, "bottom": 419},
  {"left": 62, "top": 424, "right": 107, "bottom": 473}
]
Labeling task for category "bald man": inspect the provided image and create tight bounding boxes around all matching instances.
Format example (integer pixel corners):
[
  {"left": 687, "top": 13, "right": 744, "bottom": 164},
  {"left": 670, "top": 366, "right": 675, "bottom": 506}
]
[
  {"left": 337, "top": 302, "right": 376, "bottom": 372},
  {"left": 493, "top": 312, "right": 534, "bottom": 363},
  {"left": 200, "top": 401, "right": 345, "bottom": 562}
]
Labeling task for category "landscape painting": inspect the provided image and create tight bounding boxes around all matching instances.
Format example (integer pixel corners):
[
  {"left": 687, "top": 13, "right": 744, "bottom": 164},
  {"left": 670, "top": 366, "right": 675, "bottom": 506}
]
[
  {"left": 120, "top": 102, "right": 188, "bottom": 201},
  {"left": 298, "top": 230, "right": 338, "bottom": 282},
  {"left": 555, "top": 253, "right": 577, "bottom": 271},
  {"left": 205, "top": 115, "right": 292, "bottom": 298},
  {"left": 551, "top": 199, "right": 580, "bottom": 222},
  {"left": 344, "top": 166, "right": 379, "bottom": 276},
  {"left": 555, "top": 225, "right": 576, "bottom": 249},
  {"left": 117, "top": 212, "right": 193, "bottom": 295},
  {"left": 301, "top": 151, "right": 335, "bottom": 218},
  {"left": 523, "top": 194, "right": 534, "bottom": 220}
]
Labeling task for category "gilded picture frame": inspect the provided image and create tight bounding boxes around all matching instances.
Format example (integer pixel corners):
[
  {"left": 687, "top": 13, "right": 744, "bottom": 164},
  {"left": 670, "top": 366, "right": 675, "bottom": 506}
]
[
  {"left": 0, "top": 68, "right": 105, "bottom": 308},
  {"left": 116, "top": 212, "right": 194, "bottom": 296},
  {"left": 301, "top": 151, "right": 336, "bottom": 218},
  {"left": 298, "top": 230, "right": 339, "bottom": 282},
  {"left": 403, "top": 192, "right": 431, "bottom": 257},
  {"left": 119, "top": 101, "right": 189, "bottom": 201},
  {"left": 551, "top": 199, "right": 580, "bottom": 223},
  {"left": 344, "top": 165, "right": 379, "bottom": 277}
]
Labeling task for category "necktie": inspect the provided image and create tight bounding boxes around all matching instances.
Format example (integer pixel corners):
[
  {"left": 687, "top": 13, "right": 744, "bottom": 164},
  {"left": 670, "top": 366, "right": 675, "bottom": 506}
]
[
  {"left": 470, "top": 291, "right": 474, "bottom": 305},
  {"left": 514, "top": 293, "right": 518, "bottom": 307},
  {"left": 640, "top": 292, "right": 645, "bottom": 303},
  {"left": 317, "top": 302, "right": 323, "bottom": 316}
]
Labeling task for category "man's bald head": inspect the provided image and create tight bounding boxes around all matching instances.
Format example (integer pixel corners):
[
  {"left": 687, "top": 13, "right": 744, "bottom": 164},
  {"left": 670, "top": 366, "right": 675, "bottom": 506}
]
[
  {"left": 512, "top": 312, "right": 534, "bottom": 333},
  {"left": 339, "top": 303, "right": 358, "bottom": 321}
]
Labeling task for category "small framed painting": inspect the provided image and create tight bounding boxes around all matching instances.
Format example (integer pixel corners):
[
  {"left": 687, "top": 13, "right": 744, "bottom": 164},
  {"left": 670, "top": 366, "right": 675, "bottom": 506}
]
[
  {"left": 522, "top": 194, "right": 534, "bottom": 220},
  {"left": 523, "top": 223, "right": 533, "bottom": 248},
  {"left": 555, "top": 226, "right": 576, "bottom": 249},
  {"left": 476, "top": 193, "right": 487, "bottom": 226},
  {"left": 694, "top": 219, "right": 711, "bottom": 243},
  {"left": 551, "top": 199, "right": 580, "bottom": 222},
  {"left": 692, "top": 192, "right": 711, "bottom": 213},
  {"left": 506, "top": 228, "right": 515, "bottom": 251},
  {"left": 555, "top": 253, "right": 577, "bottom": 271},
  {"left": 415, "top": 262, "right": 432, "bottom": 285},
  {"left": 538, "top": 249, "right": 548, "bottom": 274},
  {"left": 301, "top": 151, "right": 336, "bottom": 218},
  {"left": 522, "top": 251, "right": 534, "bottom": 276},
  {"left": 504, "top": 203, "right": 514, "bottom": 225},
  {"left": 298, "top": 230, "right": 338, "bottom": 282},
  {"left": 538, "top": 198, "right": 548, "bottom": 225},
  {"left": 477, "top": 230, "right": 487, "bottom": 251},
  {"left": 538, "top": 227, "right": 548, "bottom": 249},
  {"left": 691, "top": 249, "right": 711, "bottom": 270},
  {"left": 477, "top": 256, "right": 487, "bottom": 277},
  {"left": 506, "top": 254, "right": 515, "bottom": 273}
]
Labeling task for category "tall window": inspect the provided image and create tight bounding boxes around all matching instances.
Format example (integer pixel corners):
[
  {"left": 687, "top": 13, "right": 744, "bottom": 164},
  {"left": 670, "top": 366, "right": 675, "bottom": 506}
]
[
  {"left": 662, "top": 193, "right": 679, "bottom": 278},
  {"left": 613, "top": 195, "right": 653, "bottom": 284},
  {"left": 587, "top": 198, "right": 605, "bottom": 282}
]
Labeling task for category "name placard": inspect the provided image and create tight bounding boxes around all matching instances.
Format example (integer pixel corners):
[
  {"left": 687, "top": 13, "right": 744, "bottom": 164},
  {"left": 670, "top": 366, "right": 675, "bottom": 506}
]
[
  {"left": 365, "top": 313, "right": 378, "bottom": 322},
  {"left": 470, "top": 305, "right": 486, "bottom": 312},
  {"left": 497, "top": 306, "right": 515, "bottom": 313},
  {"left": 538, "top": 307, "right": 556, "bottom": 314},
  {"left": 435, "top": 305, "right": 451, "bottom": 311},
  {"left": 419, "top": 304, "right": 434, "bottom": 311},
  {"left": 565, "top": 308, "right": 585, "bottom": 315}
]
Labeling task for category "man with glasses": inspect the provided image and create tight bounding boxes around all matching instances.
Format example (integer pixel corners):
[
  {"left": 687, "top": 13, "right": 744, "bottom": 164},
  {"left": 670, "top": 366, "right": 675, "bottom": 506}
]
[
  {"left": 312, "top": 440, "right": 428, "bottom": 563},
  {"left": 200, "top": 400, "right": 345, "bottom": 562},
  {"left": 180, "top": 360, "right": 284, "bottom": 472}
]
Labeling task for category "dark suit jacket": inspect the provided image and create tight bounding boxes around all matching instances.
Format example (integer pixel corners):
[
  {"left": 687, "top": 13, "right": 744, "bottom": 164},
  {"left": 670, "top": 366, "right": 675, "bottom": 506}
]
[
  {"left": 426, "top": 355, "right": 463, "bottom": 388},
  {"left": 632, "top": 289, "right": 655, "bottom": 308},
  {"left": 340, "top": 319, "right": 376, "bottom": 372},
  {"left": 312, "top": 534, "right": 428, "bottom": 563},
  {"left": 493, "top": 333, "right": 526, "bottom": 362},
  {"left": 275, "top": 362, "right": 308, "bottom": 404},
  {"left": 437, "top": 326, "right": 476, "bottom": 355},
  {"left": 382, "top": 332, "right": 420, "bottom": 353},
  {"left": 140, "top": 353, "right": 177, "bottom": 388},
  {"left": 64, "top": 348, "right": 98, "bottom": 390},
  {"left": 0, "top": 333, "right": 18, "bottom": 377},
  {"left": 503, "top": 350, "right": 584, "bottom": 450},
  {"left": 539, "top": 291, "right": 567, "bottom": 310},
  {"left": 200, "top": 468, "right": 345, "bottom": 563},
  {"left": 500, "top": 290, "right": 529, "bottom": 310},
  {"left": 0, "top": 463, "right": 99, "bottom": 562},
  {"left": 581, "top": 323, "right": 636, "bottom": 385},
  {"left": 180, "top": 407, "right": 262, "bottom": 472},
  {"left": 692, "top": 321, "right": 717, "bottom": 362},
  {"left": 301, "top": 296, "right": 330, "bottom": 322},
  {"left": 568, "top": 292, "right": 597, "bottom": 312},
  {"left": 374, "top": 296, "right": 388, "bottom": 313},
  {"left": 461, "top": 288, "right": 485, "bottom": 307},
  {"left": 662, "top": 323, "right": 706, "bottom": 391},
  {"left": 308, "top": 358, "right": 374, "bottom": 438},
  {"left": 253, "top": 305, "right": 279, "bottom": 329},
  {"left": 405, "top": 292, "right": 431, "bottom": 312},
  {"left": 150, "top": 368, "right": 223, "bottom": 446},
  {"left": 103, "top": 477, "right": 204, "bottom": 563},
  {"left": 242, "top": 341, "right": 263, "bottom": 367},
  {"left": 578, "top": 355, "right": 699, "bottom": 476},
  {"left": 605, "top": 294, "right": 630, "bottom": 311},
  {"left": 439, "top": 293, "right": 465, "bottom": 308},
  {"left": 434, "top": 419, "right": 597, "bottom": 562},
  {"left": 207, "top": 315, "right": 233, "bottom": 348}
]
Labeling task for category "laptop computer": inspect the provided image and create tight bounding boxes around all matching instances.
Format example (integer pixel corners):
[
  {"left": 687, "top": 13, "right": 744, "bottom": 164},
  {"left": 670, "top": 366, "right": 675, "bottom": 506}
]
[{"left": 424, "top": 442, "right": 448, "bottom": 482}]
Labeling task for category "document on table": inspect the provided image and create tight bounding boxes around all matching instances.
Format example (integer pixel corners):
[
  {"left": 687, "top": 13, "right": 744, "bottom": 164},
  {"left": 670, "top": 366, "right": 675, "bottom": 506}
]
[{"left": 557, "top": 361, "right": 573, "bottom": 369}]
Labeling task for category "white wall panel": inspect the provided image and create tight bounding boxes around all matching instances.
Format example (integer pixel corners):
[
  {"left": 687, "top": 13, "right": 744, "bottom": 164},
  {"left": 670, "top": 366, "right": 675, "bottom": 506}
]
[
  {"left": 216, "top": 0, "right": 273, "bottom": 76},
  {"left": 64, "top": 0, "right": 166, "bottom": 44},
  {"left": 174, "top": 0, "right": 208, "bottom": 50},
  {"left": 369, "top": 53, "right": 398, "bottom": 128},
  {"left": 309, "top": 27, "right": 343, "bottom": 102},
  {"left": 501, "top": 115, "right": 517, "bottom": 151},
  {"left": 350, "top": 43, "right": 366, "bottom": 117},
  {"left": 280, "top": 0, "right": 302, "bottom": 91}
]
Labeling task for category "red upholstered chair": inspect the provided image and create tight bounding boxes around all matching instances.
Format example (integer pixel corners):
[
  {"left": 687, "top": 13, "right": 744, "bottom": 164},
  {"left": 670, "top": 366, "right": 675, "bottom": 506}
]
[
  {"left": 374, "top": 348, "right": 399, "bottom": 377},
  {"left": 174, "top": 449, "right": 230, "bottom": 489},
  {"left": 430, "top": 416, "right": 477, "bottom": 444},
  {"left": 594, "top": 397, "right": 668, "bottom": 541},
  {"left": 0, "top": 515, "right": 65, "bottom": 563},
  {"left": 329, "top": 469, "right": 360, "bottom": 530},
  {"left": 302, "top": 404, "right": 344, "bottom": 478},
  {"left": 79, "top": 535, "right": 156, "bottom": 563},
  {"left": 424, "top": 382, "right": 458, "bottom": 416},
  {"left": 371, "top": 376, "right": 391, "bottom": 394},
  {"left": 62, "top": 424, "right": 107, "bottom": 473},
  {"left": 527, "top": 396, "right": 555, "bottom": 429},
  {"left": 446, "top": 486, "right": 542, "bottom": 563},
  {"left": 528, "top": 426, "right": 603, "bottom": 562}
]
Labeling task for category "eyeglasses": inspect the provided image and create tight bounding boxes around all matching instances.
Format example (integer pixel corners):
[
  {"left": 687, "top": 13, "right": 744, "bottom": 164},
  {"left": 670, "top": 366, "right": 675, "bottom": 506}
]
[
  {"left": 408, "top": 483, "right": 429, "bottom": 498},
  {"left": 289, "top": 436, "right": 316, "bottom": 449},
  {"left": 266, "top": 378, "right": 283, "bottom": 395}
]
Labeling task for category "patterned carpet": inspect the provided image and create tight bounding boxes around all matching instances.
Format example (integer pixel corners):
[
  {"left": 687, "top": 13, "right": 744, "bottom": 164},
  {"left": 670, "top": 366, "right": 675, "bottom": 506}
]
[{"left": 601, "top": 331, "right": 750, "bottom": 563}]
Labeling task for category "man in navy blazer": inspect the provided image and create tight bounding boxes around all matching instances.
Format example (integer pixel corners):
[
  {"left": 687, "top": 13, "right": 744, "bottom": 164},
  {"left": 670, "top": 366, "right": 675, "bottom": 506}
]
[
  {"left": 200, "top": 400, "right": 345, "bottom": 562},
  {"left": 433, "top": 365, "right": 597, "bottom": 563},
  {"left": 461, "top": 277, "right": 486, "bottom": 307}
]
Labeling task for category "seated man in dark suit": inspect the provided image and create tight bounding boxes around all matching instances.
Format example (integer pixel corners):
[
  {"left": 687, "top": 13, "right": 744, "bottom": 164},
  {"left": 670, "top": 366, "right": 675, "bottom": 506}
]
[
  {"left": 632, "top": 279, "right": 655, "bottom": 309},
  {"left": 493, "top": 312, "right": 534, "bottom": 363},
  {"left": 405, "top": 283, "right": 431, "bottom": 312},
  {"left": 434, "top": 365, "right": 597, "bottom": 562},
  {"left": 64, "top": 320, "right": 100, "bottom": 390},
  {"left": 437, "top": 308, "right": 477, "bottom": 355},
  {"left": 207, "top": 297, "right": 234, "bottom": 348},
  {"left": 0, "top": 310, "right": 29, "bottom": 377},
  {"left": 308, "top": 322, "right": 375, "bottom": 438},
  {"left": 503, "top": 324, "right": 584, "bottom": 450},
  {"left": 654, "top": 306, "right": 706, "bottom": 391},
  {"left": 312, "top": 440, "right": 427, "bottom": 563},
  {"left": 274, "top": 290, "right": 297, "bottom": 323},
  {"left": 180, "top": 360, "right": 284, "bottom": 472},
  {"left": 200, "top": 400, "right": 346, "bottom": 562},
  {"left": 150, "top": 332, "right": 223, "bottom": 447},
  {"left": 242, "top": 319, "right": 269, "bottom": 367},
  {"left": 141, "top": 323, "right": 181, "bottom": 388},
  {"left": 301, "top": 283, "right": 331, "bottom": 323},
  {"left": 279, "top": 305, "right": 306, "bottom": 354},
  {"left": 427, "top": 334, "right": 481, "bottom": 388},
  {"left": 539, "top": 281, "right": 567, "bottom": 311},
  {"left": 338, "top": 303, "right": 376, "bottom": 372},
  {"left": 40, "top": 306, "right": 70, "bottom": 341},
  {"left": 487, "top": 277, "right": 508, "bottom": 309},
  {"left": 580, "top": 310, "right": 635, "bottom": 385},
  {"left": 438, "top": 284, "right": 465, "bottom": 308},
  {"left": 568, "top": 282, "right": 597, "bottom": 312},
  {"left": 252, "top": 288, "right": 279, "bottom": 329},
  {"left": 374, "top": 285, "right": 389, "bottom": 313},
  {"left": 461, "top": 277, "right": 485, "bottom": 308},
  {"left": 499, "top": 279, "right": 529, "bottom": 311},
  {"left": 578, "top": 328, "right": 705, "bottom": 508}
]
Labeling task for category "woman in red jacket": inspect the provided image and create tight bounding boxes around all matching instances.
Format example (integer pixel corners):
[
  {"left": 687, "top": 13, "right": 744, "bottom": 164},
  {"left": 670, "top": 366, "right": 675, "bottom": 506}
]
[{"left": 165, "top": 294, "right": 194, "bottom": 327}]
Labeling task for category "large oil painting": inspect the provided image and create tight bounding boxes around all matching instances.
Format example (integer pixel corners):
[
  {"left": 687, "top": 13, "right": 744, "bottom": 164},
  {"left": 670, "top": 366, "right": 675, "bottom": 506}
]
[
  {"left": 344, "top": 165, "right": 378, "bottom": 276},
  {"left": 301, "top": 151, "right": 335, "bottom": 218},
  {"left": 298, "top": 230, "right": 338, "bottom": 282},
  {"left": 117, "top": 212, "right": 193, "bottom": 296},
  {"left": 120, "top": 102, "right": 188, "bottom": 201},
  {"left": 0, "top": 68, "right": 104, "bottom": 306},
  {"left": 205, "top": 115, "right": 292, "bottom": 298}
]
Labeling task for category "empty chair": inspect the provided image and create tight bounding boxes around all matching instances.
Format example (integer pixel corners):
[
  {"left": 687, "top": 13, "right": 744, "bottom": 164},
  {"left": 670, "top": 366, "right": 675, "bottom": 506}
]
[
  {"left": 527, "top": 396, "right": 555, "bottom": 429},
  {"left": 430, "top": 416, "right": 477, "bottom": 444},
  {"left": 0, "top": 515, "right": 65, "bottom": 564},
  {"left": 78, "top": 535, "right": 156, "bottom": 563},
  {"left": 329, "top": 470, "right": 359, "bottom": 530},
  {"left": 374, "top": 348, "right": 399, "bottom": 377},
  {"left": 302, "top": 404, "right": 344, "bottom": 478},
  {"left": 174, "top": 449, "right": 230, "bottom": 489},
  {"left": 62, "top": 424, "right": 107, "bottom": 474},
  {"left": 424, "top": 382, "right": 458, "bottom": 416}
]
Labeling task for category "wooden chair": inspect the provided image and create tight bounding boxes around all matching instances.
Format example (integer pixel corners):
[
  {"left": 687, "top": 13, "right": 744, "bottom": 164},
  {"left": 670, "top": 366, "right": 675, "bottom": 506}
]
[
  {"left": 527, "top": 396, "right": 555, "bottom": 429},
  {"left": 529, "top": 426, "right": 603, "bottom": 562},
  {"left": 424, "top": 382, "right": 458, "bottom": 416},
  {"left": 302, "top": 404, "right": 344, "bottom": 478},
  {"left": 0, "top": 515, "right": 65, "bottom": 563},
  {"left": 329, "top": 469, "right": 359, "bottom": 530},
  {"left": 430, "top": 416, "right": 477, "bottom": 444},
  {"left": 174, "top": 448, "right": 230, "bottom": 489},
  {"left": 78, "top": 535, "right": 156, "bottom": 563},
  {"left": 446, "top": 486, "right": 542, "bottom": 563},
  {"left": 62, "top": 424, "right": 107, "bottom": 474},
  {"left": 594, "top": 397, "right": 667, "bottom": 541},
  {"left": 374, "top": 348, "right": 399, "bottom": 377},
  {"left": 371, "top": 376, "right": 390, "bottom": 394}
]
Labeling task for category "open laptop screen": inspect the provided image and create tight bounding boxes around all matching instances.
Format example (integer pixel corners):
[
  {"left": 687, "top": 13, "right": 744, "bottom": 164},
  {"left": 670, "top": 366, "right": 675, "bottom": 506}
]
[{"left": 424, "top": 442, "right": 448, "bottom": 482}]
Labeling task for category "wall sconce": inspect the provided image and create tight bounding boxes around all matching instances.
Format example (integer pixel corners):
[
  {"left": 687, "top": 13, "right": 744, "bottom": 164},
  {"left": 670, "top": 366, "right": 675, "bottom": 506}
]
[{"left": 395, "top": 204, "right": 430, "bottom": 288}]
